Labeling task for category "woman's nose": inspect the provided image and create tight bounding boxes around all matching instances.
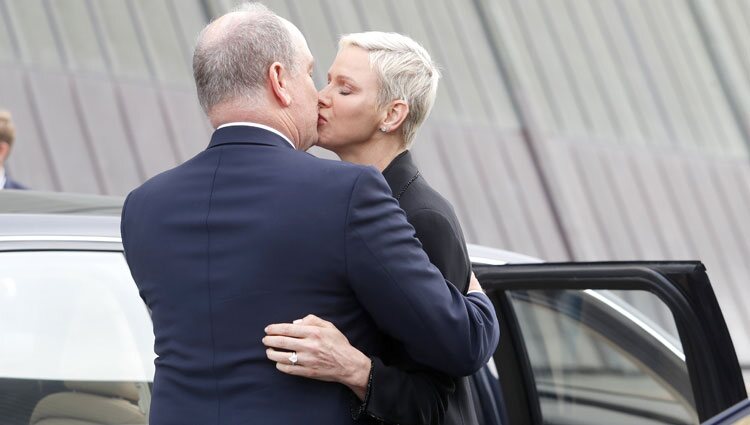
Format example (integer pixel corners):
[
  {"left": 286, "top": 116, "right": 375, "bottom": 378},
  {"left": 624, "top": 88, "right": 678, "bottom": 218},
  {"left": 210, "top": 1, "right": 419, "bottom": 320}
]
[{"left": 318, "top": 87, "right": 331, "bottom": 107}]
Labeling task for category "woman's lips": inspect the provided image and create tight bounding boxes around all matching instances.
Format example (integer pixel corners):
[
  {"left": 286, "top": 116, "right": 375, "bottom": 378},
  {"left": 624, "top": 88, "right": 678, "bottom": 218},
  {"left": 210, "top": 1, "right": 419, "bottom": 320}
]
[{"left": 317, "top": 115, "right": 327, "bottom": 125}]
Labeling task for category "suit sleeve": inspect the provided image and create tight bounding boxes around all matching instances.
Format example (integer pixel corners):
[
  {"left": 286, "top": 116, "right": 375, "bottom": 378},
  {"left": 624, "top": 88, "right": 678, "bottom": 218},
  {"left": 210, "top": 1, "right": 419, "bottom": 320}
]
[
  {"left": 345, "top": 167, "right": 499, "bottom": 377},
  {"left": 410, "top": 208, "right": 471, "bottom": 294},
  {"left": 354, "top": 209, "right": 474, "bottom": 423},
  {"left": 120, "top": 192, "right": 132, "bottom": 263},
  {"left": 355, "top": 210, "right": 473, "bottom": 423}
]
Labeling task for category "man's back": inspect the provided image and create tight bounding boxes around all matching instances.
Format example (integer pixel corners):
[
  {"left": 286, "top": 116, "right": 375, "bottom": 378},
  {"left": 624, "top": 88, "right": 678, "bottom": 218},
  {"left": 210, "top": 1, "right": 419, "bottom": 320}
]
[
  {"left": 122, "top": 126, "right": 498, "bottom": 425},
  {"left": 123, "top": 127, "right": 380, "bottom": 424}
]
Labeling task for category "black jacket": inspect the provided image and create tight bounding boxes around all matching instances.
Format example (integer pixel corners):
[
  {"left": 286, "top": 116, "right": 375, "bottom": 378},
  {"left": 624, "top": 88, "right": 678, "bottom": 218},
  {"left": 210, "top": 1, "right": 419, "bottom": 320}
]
[{"left": 354, "top": 151, "right": 480, "bottom": 425}]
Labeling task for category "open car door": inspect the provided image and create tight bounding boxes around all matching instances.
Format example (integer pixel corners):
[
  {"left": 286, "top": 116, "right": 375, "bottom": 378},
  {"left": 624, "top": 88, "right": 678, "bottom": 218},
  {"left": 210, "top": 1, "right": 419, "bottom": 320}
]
[{"left": 474, "top": 262, "right": 746, "bottom": 425}]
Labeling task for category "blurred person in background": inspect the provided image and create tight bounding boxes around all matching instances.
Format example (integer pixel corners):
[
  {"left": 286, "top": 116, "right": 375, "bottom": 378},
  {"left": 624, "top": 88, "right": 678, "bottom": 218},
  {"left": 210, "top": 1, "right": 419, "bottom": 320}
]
[
  {"left": 0, "top": 110, "right": 27, "bottom": 190},
  {"left": 264, "top": 32, "right": 504, "bottom": 425}
]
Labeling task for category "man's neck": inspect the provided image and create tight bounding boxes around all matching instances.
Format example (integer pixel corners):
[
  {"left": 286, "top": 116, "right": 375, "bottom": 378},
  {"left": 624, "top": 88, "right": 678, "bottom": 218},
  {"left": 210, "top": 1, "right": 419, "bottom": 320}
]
[
  {"left": 217, "top": 122, "right": 296, "bottom": 149},
  {"left": 210, "top": 103, "right": 300, "bottom": 150}
]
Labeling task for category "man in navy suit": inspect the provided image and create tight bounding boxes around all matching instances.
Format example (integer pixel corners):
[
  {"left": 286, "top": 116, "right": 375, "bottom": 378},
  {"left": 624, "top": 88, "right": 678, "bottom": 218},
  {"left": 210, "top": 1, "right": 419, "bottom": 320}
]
[
  {"left": 0, "top": 110, "right": 27, "bottom": 190},
  {"left": 120, "top": 4, "right": 499, "bottom": 425}
]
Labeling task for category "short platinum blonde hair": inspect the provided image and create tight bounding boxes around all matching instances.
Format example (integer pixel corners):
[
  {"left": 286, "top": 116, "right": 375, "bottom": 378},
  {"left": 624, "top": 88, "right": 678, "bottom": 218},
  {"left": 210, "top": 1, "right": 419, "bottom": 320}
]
[
  {"left": 193, "top": 2, "right": 297, "bottom": 114},
  {"left": 339, "top": 32, "right": 440, "bottom": 147}
]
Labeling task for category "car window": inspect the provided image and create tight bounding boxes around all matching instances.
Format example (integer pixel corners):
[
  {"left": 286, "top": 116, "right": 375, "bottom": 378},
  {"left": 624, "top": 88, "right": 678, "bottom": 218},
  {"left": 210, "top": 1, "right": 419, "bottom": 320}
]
[
  {"left": 508, "top": 288, "right": 698, "bottom": 425},
  {"left": 614, "top": 289, "right": 681, "bottom": 341},
  {"left": 0, "top": 251, "right": 154, "bottom": 424}
]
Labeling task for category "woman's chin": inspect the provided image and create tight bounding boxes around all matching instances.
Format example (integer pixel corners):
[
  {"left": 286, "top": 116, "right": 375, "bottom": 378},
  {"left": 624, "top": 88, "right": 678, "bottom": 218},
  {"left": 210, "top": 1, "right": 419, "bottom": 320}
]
[{"left": 315, "top": 136, "right": 337, "bottom": 152}]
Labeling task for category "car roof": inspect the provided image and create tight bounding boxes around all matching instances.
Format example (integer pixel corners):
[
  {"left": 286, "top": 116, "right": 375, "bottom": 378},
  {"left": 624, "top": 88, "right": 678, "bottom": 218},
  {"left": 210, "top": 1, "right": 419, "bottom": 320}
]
[
  {"left": 0, "top": 190, "right": 123, "bottom": 216},
  {"left": 467, "top": 243, "right": 542, "bottom": 265},
  {"left": 0, "top": 191, "right": 123, "bottom": 240},
  {"left": 0, "top": 191, "right": 542, "bottom": 265}
]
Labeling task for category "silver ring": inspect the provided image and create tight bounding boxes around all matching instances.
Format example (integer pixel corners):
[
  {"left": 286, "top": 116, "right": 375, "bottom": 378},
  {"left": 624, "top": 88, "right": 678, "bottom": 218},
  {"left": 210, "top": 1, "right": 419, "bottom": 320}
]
[{"left": 288, "top": 351, "right": 298, "bottom": 366}]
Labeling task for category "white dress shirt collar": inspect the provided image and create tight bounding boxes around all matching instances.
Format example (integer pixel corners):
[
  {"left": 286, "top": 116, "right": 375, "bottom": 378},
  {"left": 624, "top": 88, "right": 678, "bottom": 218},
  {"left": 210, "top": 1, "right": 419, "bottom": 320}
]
[
  {"left": 217, "top": 122, "right": 296, "bottom": 149},
  {"left": 0, "top": 167, "right": 6, "bottom": 190}
]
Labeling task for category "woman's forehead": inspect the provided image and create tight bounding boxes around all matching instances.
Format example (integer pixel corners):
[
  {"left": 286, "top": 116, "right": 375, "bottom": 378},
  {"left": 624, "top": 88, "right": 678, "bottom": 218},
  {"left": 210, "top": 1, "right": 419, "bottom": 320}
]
[{"left": 330, "top": 47, "right": 376, "bottom": 82}]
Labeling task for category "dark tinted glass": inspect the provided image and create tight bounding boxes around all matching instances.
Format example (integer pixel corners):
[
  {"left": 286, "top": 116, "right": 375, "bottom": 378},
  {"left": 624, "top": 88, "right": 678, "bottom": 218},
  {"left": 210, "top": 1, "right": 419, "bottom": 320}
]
[
  {"left": 0, "top": 251, "right": 155, "bottom": 422},
  {"left": 508, "top": 289, "right": 697, "bottom": 424},
  {"left": 0, "top": 378, "right": 149, "bottom": 425}
]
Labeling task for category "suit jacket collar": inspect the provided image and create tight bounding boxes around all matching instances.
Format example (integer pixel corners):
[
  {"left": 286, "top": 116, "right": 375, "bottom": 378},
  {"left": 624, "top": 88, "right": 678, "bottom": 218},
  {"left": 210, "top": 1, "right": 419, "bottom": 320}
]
[
  {"left": 208, "top": 125, "right": 295, "bottom": 151},
  {"left": 382, "top": 150, "right": 420, "bottom": 197}
]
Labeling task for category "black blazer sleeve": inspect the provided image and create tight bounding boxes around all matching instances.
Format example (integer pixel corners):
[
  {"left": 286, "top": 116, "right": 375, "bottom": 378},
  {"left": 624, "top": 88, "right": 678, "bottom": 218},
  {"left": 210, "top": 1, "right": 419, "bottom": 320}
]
[
  {"left": 410, "top": 208, "right": 472, "bottom": 293},
  {"left": 354, "top": 209, "right": 478, "bottom": 424},
  {"left": 354, "top": 356, "right": 455, "bottom": 425},
  {"left": 345, "top": 168, "right": 499, "bottom": 376}
]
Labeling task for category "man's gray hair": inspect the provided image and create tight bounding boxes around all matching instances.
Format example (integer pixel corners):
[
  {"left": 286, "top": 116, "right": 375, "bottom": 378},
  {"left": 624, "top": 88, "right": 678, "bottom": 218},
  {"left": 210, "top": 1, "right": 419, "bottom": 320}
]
[
  {"left": 193, "top": 2, "right": 297, "bottom": 114},
  {"left": 339, "top": 32, "right": 440, "bottom": 147}
]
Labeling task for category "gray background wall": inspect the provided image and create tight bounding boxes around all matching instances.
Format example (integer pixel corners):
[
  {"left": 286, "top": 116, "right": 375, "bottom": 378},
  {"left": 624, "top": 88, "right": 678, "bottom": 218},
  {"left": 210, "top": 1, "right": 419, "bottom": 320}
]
[{"left": 1, "top": 0, "right": 748, "bottom": 384}]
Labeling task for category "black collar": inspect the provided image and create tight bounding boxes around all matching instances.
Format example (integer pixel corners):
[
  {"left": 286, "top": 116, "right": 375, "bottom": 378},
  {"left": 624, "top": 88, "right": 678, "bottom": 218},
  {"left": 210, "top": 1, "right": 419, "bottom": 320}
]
[
  {"left": 382, "top": 150, "right": 421, "bottom": 200},
  {"left": 207, "top": 125, "right": 295, "bottom": 150}
]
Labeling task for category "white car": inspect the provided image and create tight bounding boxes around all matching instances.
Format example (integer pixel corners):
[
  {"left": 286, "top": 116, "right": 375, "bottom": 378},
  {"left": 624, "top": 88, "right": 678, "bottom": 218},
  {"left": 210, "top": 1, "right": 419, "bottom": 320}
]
[{"left": 0, "top": 190, "right": 747, "bottom": 425}]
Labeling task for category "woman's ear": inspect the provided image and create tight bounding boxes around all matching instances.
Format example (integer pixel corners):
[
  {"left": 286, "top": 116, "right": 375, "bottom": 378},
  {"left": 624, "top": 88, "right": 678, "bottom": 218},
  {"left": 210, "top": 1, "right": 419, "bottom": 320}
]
[
  {"left": 381, "top": 100, "right": 409, "bottom": 133},
  {"left": 269, "top": 62, "right": 292, "bottom": 107}
]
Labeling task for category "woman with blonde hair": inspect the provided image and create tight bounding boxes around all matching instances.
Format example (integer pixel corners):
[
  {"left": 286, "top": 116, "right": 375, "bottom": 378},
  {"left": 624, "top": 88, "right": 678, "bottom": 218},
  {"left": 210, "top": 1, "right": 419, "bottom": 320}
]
[{"left": 264, "top": 32, "right": 501, "bottom": 425}]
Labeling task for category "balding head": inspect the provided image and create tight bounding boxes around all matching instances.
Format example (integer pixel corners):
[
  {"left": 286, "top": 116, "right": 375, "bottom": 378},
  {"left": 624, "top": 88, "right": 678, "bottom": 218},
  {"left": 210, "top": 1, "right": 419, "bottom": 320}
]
[{"left": 192, "top": 3, "right": 299, "bottom": 115}]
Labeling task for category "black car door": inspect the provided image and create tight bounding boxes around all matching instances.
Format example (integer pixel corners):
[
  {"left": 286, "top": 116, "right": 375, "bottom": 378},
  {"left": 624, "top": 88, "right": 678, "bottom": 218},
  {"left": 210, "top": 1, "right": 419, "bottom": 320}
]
[
  {"left": 474, "top": 261, "right": 746, "bottom": 425},
  {"left": 703, "top": 399, "right": 750, "bottom": 425}
]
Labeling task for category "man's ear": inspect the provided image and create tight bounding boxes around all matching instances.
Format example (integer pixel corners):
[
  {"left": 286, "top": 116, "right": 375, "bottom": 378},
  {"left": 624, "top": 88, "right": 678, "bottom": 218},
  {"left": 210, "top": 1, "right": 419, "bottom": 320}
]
[
  {"left": 268, "top": 62, "right": 292, "bottom": 107},
  {"left": 381, "top": 100, "right": 409, "bottom": 133}
]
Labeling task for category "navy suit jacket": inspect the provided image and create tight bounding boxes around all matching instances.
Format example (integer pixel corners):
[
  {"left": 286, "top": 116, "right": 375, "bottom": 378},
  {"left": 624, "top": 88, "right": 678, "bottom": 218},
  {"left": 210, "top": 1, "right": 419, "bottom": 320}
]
[
  {"left": 120, "top": 125, "right": 499, "bottom": 425},
  {"left": 3, "top": 176, "right": 26, "bottom": 190}
]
